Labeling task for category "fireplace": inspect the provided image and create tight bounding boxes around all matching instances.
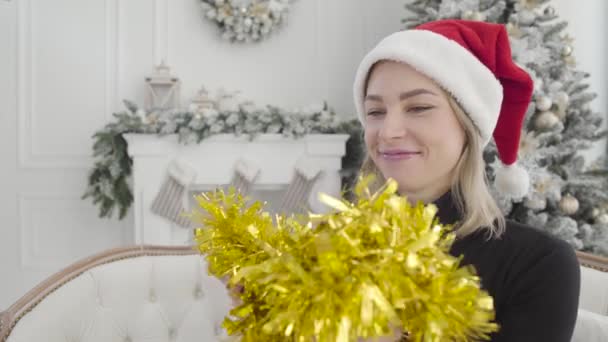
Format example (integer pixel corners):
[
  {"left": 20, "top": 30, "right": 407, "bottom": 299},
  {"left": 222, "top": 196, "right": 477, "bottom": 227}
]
[{"left": 125, "top": 133, "right": 349, "bottom": 245}]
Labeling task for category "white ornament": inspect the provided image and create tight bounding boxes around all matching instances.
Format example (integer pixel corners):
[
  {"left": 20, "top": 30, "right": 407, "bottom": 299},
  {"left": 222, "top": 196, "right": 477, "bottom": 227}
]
[
  {"left": 535, "top": 111, "right": 559, "bottom": 129},
  {"left": 597, "top": 213, "right": 608, "bottom": 225},
  {"left": 559, "top": 194, "right": 579, "bottom": 215},
  {"left": 536, "top": 96, "right": 552, "bottom": 111},
  {"left": 471, "top": 12, "right": 486, "bottom": 21}
]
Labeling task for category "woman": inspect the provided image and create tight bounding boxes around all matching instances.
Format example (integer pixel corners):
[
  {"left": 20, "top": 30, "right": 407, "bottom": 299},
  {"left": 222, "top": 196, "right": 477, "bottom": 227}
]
[{"left": 353, "top": 19, "right": 580, "bottom": 341}]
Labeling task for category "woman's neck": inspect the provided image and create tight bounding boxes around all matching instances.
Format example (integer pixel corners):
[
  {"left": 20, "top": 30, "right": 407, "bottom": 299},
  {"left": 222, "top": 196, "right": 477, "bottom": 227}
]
[{"left": 400, "top": 184, "right": 451, "bottom": 205}]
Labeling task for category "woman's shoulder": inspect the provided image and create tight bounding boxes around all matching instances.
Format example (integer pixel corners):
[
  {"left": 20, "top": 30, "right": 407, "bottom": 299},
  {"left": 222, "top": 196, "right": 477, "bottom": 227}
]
[
  {"left": 454, "top": 218, "right": 579, "bottom": 274},
  {"left": 501, "top": 219, "right": 573, "bottom": 252},
  {"left": 497, "top": 219, "right": 579, "bottom": 272}
]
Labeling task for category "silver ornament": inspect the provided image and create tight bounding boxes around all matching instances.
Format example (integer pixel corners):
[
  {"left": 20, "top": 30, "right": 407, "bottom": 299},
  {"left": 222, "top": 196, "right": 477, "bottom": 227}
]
[
  {"left": 559, "top": 194, "right": 579, "bottom": 215},
  {"left": 561, "top": 45, "right": 573, "bottom": 57}
]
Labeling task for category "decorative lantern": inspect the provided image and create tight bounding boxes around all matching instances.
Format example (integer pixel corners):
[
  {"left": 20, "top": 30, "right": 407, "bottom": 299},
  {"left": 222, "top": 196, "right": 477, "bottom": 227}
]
[
  {"left": 144, "top": 61, "right": 180, "bottom": 111},
  {"left": 189, "top": 86, "right": 216, "bottom": 113}
]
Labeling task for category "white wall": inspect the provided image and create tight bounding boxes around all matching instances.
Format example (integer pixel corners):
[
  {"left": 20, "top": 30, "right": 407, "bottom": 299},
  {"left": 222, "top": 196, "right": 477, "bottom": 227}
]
[
  {"left": 552, "top": 0, "right": 608, "bottom": 159},
  {"left": 0, "top": 0, "right": 605, "bottom": 310},
  {"left": 0, "top": 0, "right": 404, "bottom": 310}
]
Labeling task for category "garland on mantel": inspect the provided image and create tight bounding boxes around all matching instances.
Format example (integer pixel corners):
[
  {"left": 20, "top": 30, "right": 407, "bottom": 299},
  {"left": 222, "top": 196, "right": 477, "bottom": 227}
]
[{"left": 82, "top": 99, "right": 363, "bottom": 220}]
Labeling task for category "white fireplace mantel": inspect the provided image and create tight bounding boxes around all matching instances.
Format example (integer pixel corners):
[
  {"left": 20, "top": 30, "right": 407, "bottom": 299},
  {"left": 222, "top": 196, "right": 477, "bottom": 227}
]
[{"left": 124, "top": 133, "right": 349, "bottom": 245}]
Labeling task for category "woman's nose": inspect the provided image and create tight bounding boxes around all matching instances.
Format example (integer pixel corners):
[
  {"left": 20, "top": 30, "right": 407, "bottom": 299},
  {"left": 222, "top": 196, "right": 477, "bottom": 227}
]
[{"left": 379, "top": 111, "right": 408, "bottom": 140}]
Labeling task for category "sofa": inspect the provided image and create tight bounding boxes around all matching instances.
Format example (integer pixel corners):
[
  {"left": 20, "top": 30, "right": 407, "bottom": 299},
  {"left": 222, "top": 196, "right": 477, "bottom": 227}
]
[{"left": 1, "top": 246, "right": 607, "bottom": 341}]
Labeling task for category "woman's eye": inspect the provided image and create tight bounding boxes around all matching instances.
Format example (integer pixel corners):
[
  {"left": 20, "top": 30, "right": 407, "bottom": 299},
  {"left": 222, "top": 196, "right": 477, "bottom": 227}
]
[
  {"left": 409, "top": 106, "right": 433, "bottom": 113},
  {"left": 367, "top": 110, "right": 385, "bottom": 117}
]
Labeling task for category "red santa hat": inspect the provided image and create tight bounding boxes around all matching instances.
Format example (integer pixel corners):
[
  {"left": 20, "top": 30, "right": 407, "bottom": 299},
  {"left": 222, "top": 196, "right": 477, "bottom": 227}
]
[{"left": 353, "top": 19, "right": 534, "bottom": 198}]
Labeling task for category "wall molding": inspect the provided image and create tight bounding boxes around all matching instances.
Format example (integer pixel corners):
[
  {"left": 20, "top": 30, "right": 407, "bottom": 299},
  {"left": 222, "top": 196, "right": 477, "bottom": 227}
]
[{"left": 17, "top": 0, "right": 120, "bottom": 169}]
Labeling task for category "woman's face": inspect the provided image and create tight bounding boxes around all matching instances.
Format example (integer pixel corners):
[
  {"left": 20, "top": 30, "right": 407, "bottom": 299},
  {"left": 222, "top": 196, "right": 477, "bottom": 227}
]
[{"left": 363, "top": 61, "right": 467, "bottom": 203}]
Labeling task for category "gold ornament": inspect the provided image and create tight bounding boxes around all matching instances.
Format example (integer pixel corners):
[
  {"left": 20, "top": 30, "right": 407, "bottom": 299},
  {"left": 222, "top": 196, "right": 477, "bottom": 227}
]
[
  {"left": 561, "top": 45, "right": 573, "bottom": 57},
  {"left": 534, "top": 111, "right": 559, "bottom": 130},
  {"left": 559, "top": 194, "right": 579, "bottom": 215},
  {"left": 191, "top": 177, "right": 498, "bottom": 342}
]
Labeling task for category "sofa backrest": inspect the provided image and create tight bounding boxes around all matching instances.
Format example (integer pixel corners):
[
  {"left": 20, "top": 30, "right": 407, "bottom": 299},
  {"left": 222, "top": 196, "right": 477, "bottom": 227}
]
[
  {"left": 0, "top": 246, "right": 232, "bottom": 342},
  {"left": 1, "top": 247, "right": 607, "bottom": 342},
  {"left": 578, "top": 251, "right": 608, "bottom": 316}
]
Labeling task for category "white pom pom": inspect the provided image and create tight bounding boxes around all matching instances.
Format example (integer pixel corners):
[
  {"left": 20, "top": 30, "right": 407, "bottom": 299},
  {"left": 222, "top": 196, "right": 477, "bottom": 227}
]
[{"left": 494, "top": 163, "right": 529, "bottom": 199}]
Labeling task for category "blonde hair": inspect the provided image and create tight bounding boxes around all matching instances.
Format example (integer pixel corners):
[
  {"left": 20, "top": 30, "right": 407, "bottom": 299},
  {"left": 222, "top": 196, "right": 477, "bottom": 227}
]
[{"left": 359, "top": 95, "right": 505, "bottom": 238}]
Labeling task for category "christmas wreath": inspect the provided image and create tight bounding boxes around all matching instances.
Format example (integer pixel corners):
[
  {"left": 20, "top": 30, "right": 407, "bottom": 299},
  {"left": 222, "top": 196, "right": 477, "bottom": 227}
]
[{"left": 199, "top": 0, "right": 293, "bottom": 42}]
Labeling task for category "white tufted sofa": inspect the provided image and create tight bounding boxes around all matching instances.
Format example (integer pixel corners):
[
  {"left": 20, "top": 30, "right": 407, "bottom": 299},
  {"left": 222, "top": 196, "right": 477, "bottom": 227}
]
[
  {"left": 573, "top": 251, "right": 608, "bottom": 342},
  {"left": 0, "top": 246, "right": 232, "bottom": 342},
  {"left": 1, "top": 246, "right": 607, "bottom": 342}
]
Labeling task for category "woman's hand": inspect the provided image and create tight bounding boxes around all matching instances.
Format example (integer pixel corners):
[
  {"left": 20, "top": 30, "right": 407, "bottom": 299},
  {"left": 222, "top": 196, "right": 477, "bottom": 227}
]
[{"left": 221, "top": 276, "right": 244, "bottom": 306}]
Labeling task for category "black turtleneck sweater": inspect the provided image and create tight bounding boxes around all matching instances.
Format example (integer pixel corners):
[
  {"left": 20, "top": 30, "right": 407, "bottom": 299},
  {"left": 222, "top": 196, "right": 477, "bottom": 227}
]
[{"left": 434, "top": 192, "right": 580, "bottom": 342}]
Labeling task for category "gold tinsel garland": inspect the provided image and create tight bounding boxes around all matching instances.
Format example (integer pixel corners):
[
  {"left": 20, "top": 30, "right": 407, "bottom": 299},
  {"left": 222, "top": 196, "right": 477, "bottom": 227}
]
[{"left": 191, "top": 177, "right": 498, "bottom": 341}]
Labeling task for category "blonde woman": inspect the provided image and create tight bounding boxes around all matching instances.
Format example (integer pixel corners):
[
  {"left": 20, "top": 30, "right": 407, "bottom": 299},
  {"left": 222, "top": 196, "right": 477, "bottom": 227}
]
[{"left": 354, "top": 19, "right": 580, "bottom": 341}]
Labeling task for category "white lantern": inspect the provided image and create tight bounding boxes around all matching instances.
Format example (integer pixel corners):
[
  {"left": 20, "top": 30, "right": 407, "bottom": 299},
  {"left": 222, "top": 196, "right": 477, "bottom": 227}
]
[
  {"left": 189, "top": 86, "right": 216, "bottom": 113},
  {"left": 144, "top": 61, "right": 181, "bottom": 111}
]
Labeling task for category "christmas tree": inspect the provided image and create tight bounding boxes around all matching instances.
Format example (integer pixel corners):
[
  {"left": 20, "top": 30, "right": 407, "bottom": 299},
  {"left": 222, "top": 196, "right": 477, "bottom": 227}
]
[{"left": 403, "top": 0, "right": 608, "bottom": 256}]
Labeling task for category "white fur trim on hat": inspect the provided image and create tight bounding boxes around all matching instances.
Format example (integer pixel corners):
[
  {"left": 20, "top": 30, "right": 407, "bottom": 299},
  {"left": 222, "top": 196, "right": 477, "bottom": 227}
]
[
  {"left": 494, "top": 162, "right": 529, "bottom": 199},
  {"left": 353, "top": 30, "right": 503, "bottom": 146}
]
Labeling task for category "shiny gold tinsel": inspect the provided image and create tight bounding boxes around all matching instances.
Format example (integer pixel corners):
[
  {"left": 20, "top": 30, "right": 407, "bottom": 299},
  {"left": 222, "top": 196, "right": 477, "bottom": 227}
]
[{"left": 192, "top": 177, "right": 498, "bottom": 341}]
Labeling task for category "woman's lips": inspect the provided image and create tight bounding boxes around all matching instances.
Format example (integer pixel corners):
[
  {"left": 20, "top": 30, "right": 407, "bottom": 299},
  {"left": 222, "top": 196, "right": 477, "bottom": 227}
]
[{"left": 379, "top": 150, "right": 421, "bottom": 161}]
